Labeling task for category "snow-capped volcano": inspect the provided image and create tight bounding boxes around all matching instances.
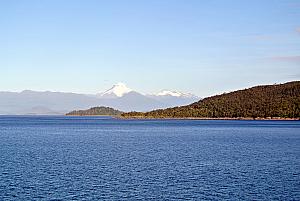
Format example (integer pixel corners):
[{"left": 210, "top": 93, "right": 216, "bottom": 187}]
[
  {"left": 156, "top": 90, "right": 196, "bottom": 98},
  {"left": 98, "top": 83, "right": 133, "bottom": 98},
  {"left": 0, "top": 82, "right": 201, "bottom": 114},
  {"left": 95, "top": 83, "right": 199, "bottom": 109}
]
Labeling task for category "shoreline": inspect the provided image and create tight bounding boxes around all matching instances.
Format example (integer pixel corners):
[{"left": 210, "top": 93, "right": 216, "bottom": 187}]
[
  {"left": 0, "top": 115, "right": 298, "bottom": 120},
  {"left": 118, "top": 116, "right": 300, "bottom": 121},
  {"left": 63, "top": 114, "right": 299, "bottom": 121},
  {"left": 65, "top": 115, "right": 119, "bottom": 117}
]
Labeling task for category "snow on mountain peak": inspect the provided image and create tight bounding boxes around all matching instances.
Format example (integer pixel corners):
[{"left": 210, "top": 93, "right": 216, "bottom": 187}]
[
  {"left": 100, "top": 82, "right": 132, "bottom": 97},
  {"left": 98, "top": 83, "right": 198, "bottom": 99},
  {"left": 157, "top": 90, "right": 182, "bottom": 97},
  {"left": 156, "top": 90, "right": 196, "bottom": 98}
]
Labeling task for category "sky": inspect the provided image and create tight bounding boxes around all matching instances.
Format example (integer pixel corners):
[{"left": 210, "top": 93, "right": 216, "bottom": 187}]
[{"left": 0, "top": 0, "right": 299, "bottom": 97}]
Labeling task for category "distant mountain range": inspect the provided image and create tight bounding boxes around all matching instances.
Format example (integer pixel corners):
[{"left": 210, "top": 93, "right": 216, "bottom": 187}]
[
  {"left": 0, "top": 83, "right": 199, "bottom": 115},
  {"left": 121, "top": 81, "right": 300, "bottom": 119}
]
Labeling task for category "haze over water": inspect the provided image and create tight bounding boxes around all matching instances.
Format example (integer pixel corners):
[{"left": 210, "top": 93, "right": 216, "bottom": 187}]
[{"left": 0, "top": 116, "right": 299, "bottom": 200}]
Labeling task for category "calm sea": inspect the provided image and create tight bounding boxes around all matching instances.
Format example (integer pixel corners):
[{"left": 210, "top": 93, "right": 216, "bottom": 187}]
[{"left": 0, "top": 116, "right": 299, "bottom": 200}]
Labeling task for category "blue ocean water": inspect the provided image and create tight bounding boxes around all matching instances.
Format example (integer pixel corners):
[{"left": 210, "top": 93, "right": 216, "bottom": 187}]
[{"left": 0, "top": 116, "right": 299, "bottom": 200}]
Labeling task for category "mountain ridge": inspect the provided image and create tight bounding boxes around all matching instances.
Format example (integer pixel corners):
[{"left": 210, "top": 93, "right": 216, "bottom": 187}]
[
  {"left": 0, "top": 83, "right": 198, "bottom": 114},
  {"left": 121, "top": 81, "right": 300, "bottom": 119}
]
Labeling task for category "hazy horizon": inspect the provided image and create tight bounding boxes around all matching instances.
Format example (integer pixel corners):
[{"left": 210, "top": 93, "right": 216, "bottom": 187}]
[
  {"left": 1, "top": 0, "right": 299, "bottom": 97},
  {"left": 0, "top": 80, "right": 299, "bottom": 98}
]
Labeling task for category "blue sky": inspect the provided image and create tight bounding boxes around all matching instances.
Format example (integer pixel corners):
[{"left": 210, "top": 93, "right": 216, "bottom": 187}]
[{"left": 0, "top": 0, "right": 299, "bottom": 97}]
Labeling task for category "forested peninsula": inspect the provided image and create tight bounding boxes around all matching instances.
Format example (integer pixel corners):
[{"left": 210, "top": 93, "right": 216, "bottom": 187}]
[
  {"left": 66, "top": 106, "right": 123, "bottom": 116},
  {"left": 121, "top": 81, "right": 300, "bottom": 119}
]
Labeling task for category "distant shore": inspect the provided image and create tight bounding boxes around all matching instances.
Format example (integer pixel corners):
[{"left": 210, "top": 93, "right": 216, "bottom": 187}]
[
  {"left": 65, "top": 115, "right": 118, "bottom": 117},
  {"left": 65, "top": 114, "right": 299, "bottom": 120},
  {"left": 118, "top": 116, "right": 300, "bottom": 121}
]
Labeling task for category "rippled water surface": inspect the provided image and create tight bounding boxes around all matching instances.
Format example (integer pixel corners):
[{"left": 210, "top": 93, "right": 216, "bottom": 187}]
[{"left": 0, "top": 116, "right": 299, "bottom": 200}]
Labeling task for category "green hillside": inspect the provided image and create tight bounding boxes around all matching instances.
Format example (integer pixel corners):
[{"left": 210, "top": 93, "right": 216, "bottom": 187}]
[
  {"left": 66, "top": 106, "right": 123, "bottom": 116},
  {"left": 121, "top": 81, "right": 300, "bottom": 119}
]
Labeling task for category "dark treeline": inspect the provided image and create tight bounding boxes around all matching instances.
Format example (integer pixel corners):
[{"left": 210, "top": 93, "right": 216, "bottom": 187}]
[
  {"left": 122, "top": 81, "right": 300, "bottom": 119},
  {"left": 66, "top": 106, "right": 123, "bottom": 116}
]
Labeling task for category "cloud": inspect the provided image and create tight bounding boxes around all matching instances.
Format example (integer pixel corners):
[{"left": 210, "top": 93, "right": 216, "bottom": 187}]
[
  {"left": 288, "top": 3, "right": 300, "bottom": 8},
  {"left": 297, "top": 27, "right": 300, "bottom": 34},
  {"left": 288, "top": 73, "right": 300, "bottom": 79},
  {"left": 252, "top": 35, "right": 274, "bottom": 41},
  {"left": 270, "top": 55, "right": 300, "bottom": 63}
]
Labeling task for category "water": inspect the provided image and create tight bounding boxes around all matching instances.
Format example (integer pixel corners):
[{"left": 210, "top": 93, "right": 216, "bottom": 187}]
[{"left": 0, "top": 116, "right": 299, "bottom": 200}]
